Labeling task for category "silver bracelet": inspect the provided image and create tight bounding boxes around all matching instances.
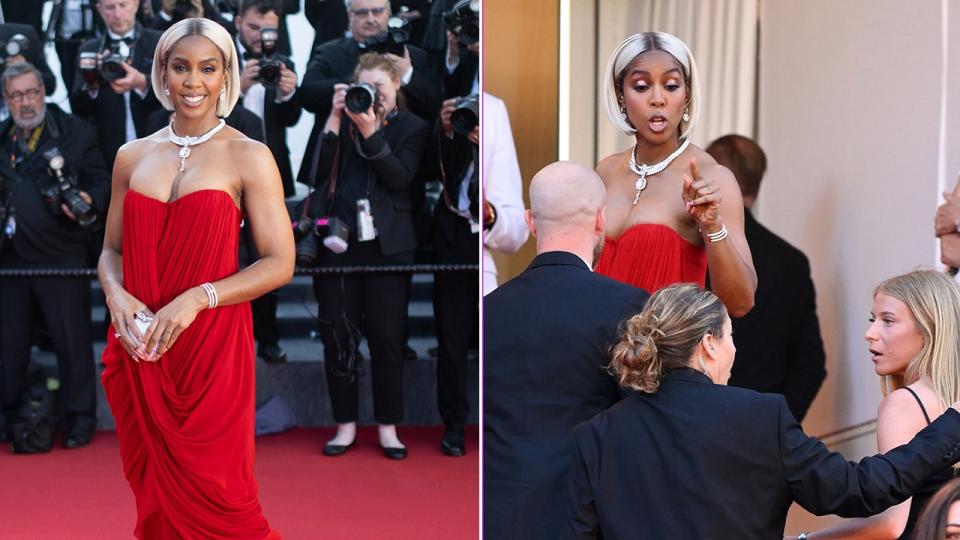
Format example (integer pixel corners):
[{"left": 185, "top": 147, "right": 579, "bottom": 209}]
[
  {"left": 200, "top": 282, "right": 218, "bottom": 309},
  {"left": 797, "top": 532, "right": 810, "bottom": 540},
  {"left": 705, "top": 224, "right": 728, "bottom": 243}
]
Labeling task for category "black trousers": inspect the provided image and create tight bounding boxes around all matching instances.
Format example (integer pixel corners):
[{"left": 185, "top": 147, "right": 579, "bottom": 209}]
[
  {"left": 0, "top": 275, "right": 96, "bottom": 426},
  {"left": 433, "top": 271, "right": 478, "bottom": 430},
  {"left": 314, "top": 238, "right": 412, "bottom": 425}
]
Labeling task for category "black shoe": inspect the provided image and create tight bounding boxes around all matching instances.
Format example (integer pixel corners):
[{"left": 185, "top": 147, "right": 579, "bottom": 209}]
[
  {"left": 428, "top": 346, "right": 438, "bottom": 358},
  {"left": 381, "top": 445, "right": 408, "bottom": 460},
  {"left": 63, "top": 423, "right": 95, "bottom": 449},
  {"left": 258, "top": 343, "right": 287, "bottom": 364},
  {"left": 441, "top": 428, "right": 465, "bottom": 457},
  {"left": 403, "top": 344, "right": 418, "bottom": 361},
  {"left": 323, "top": 439, "right": 355, "bottom": 456}
]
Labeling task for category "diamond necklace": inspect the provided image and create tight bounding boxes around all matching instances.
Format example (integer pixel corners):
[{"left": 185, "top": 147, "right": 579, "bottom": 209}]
[
  {"left": 167, "top": 119, "right": 226, "bottom": 172},
  {"left": 628, "top": 138, "right": 690, "bottom": 205}
]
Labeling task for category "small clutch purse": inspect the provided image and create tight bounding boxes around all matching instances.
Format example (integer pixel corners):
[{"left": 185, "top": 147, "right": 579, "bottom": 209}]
[{"left": 133, "top": 310, "right": 154, "bottom": 338}]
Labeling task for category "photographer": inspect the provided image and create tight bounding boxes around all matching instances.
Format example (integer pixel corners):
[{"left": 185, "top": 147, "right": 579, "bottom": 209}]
[
  {"left": 144, "top": 0, "right": 232, "bottom": 31},
  {"left": 69, "top": 0, "right": 162, "bottom": 171},
  {"left": 297, "top": 0, "right": 440, "bottom": 185},
  {"left": 235, "top": 0, "right": 300, "bottom": 363},
  {"left": 0, "top": 23, "right": 57, "bottom": 96},
  {"left": 0, "top": 62, "right": 110, "bottom": 449},
  {"left": 308, "top": 53, "right": 428, "bottom": 460},
  {"left": 235, "top": 0, "right": 299, "bottom": 196},
  {"left": 426, "top": 93, "right": 478, "bottom": 457},
  {"left": 440, "top": 0, "right": 478, "bottom": 98}
]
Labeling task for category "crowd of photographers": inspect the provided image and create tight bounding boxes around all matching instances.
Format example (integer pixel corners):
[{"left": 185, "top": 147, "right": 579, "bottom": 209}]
[{"left": 0, "top": 0, "right": 481, "bottom": 459}]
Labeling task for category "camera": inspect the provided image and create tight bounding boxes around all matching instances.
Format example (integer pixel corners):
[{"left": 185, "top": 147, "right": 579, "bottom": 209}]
[
  {"left": 0, "top": 33, "right": 29, "bottom": 72},
  {"left": 292, "top": 216, "right": 350, "bottom": 264},
  {"left": 450, "top": 94, "right": 479, "bottom": 136},
  {"left": 363, "top": 17, "right": 410, "bottom": 56},
  {"left": 98, "top": 42, "right": 129, "bottom": 82},
  {"left": 40, "top": 148, "right": 99, "bottom": 229},
  {"left": 345, "top": 83, "right": 378, "bottom": 114},
  {"left": 256, "top": 27, "right": 283, "bottom": 87},
  {"left": 444, "top": 0, "right": 480, "bottom": 46},
  {"left": 78, "top": 51, "right": 100, "bottom": 87}
]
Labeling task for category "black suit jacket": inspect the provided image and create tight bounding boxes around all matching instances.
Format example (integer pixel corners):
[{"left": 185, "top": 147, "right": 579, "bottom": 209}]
[
  {"left": 237, "top": 46, "right": 301, "bottom": 197},
  {"left": 428, "top": 126, "right": 475, "bottom": 263},
  {"left": 483, "top": 251, "right": 650, "bottom": 540},
  {"left": 297, "top": 36, "right": 440, "bottom": 185},
  {"left": 304, "top": 0, "right": 348, "bottom": 50},
  {"left": 310, "top": 110, "right": 428, "bottom": 257},
  {"left": 0, "top": 23, "right": 56, "bottom": 94},
  {"left": 728, "top": 210, "right": 827, "bottom": 421},
  {"left": 69, "top": 26, "right": 162, "bottom": 172},
  {"left": 569, "top": 369, "right": 960, "bottom": 540},
  {"left": 0, "top": 1, "right": 43, "bottom": 36},
  {"left": 0, "top": 104, "right": 109, "bottom": 265}
]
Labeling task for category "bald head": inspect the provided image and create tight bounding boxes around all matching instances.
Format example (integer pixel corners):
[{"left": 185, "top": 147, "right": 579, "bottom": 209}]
[{"left": 529, "top": 161, "right": 606, "bottom": 233}]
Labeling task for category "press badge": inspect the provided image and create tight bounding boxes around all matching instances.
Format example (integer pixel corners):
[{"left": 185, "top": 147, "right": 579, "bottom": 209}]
[{"left": 357, "top": 198, "right": 377, "bottom": 242}]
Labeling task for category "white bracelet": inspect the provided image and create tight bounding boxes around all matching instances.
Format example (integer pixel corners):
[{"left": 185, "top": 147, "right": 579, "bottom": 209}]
[
  {"left": 200, "top": 282, "right": 218, "bottom": 309},
  {"left": 705, "top": 224, "right": 728, "bottom": 243}
]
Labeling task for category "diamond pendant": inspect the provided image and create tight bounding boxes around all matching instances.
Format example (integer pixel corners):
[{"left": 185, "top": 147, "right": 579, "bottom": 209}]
[
  {"left": 178, "top": 146, "right": 190, "bottom": 172},
  {"left": 633, "top": 175, "right": 647, "bottom": 205}
]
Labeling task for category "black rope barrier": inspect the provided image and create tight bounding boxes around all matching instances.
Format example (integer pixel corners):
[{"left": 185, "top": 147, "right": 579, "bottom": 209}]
[{"left": 0, "top": 264, "right": 478, "bottom": 279}]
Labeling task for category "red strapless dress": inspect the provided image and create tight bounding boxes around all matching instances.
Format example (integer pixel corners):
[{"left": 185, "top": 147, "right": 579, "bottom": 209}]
[
  {"left": 101, "top": 189, "right": 280, "bottom": 540},
  {"left": 595, "top": 223, "right": 707, "bottom": 292}
]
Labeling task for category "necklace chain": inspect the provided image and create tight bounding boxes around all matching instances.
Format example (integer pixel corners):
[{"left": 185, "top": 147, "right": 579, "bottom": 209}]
[
  {"left": 628, "top": 138, "right": 690, "bottom": 205},
  {"left": 167, "top": 119, "right": 226, "bottom": 172}
]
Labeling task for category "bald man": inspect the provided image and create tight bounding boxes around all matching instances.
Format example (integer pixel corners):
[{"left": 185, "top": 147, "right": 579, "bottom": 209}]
[{"left": 483, "top": 161, "right": 650, "bottom": 540}]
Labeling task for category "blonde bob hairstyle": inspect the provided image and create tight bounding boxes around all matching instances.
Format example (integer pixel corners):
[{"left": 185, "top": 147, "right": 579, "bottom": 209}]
[
  {"left": 602, "top": 32, "right": 701, "bottom": 141},
  {"left": 151, "top": 18, "right": 241, "bottom": 118},
  {"left": 875, "top": 270, "right": 960, "bottom": 410}
]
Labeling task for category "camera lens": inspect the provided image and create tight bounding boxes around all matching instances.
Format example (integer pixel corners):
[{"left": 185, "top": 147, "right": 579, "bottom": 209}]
[
  {"left": 450, "top": 95, "right": 479, "bottom": 136},
  {"left": 345, "top": 83, "right": 376, "bottom": 114}
]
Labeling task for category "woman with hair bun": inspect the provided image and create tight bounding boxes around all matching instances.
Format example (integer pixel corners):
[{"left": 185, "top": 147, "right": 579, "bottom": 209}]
[
  {"left": 568, "top": 283, "right": 960, "bottom": 539},
  {"left": 97, "top": 17, "right": 291, "bottom": 539},
  {"left": 595, "top": 32, "right": 755, "bottom": 316}
]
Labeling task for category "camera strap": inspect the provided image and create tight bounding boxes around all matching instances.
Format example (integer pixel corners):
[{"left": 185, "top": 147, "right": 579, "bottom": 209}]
[
  {"left": 436, "top": 130, "right": 474, "bottom": 221},
  {"left": 304, "top": 129, "right": 343, "bottom": 220}
]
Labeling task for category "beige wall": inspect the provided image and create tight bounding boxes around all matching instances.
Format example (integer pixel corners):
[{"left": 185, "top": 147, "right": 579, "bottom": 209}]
[
  {"left": 483, "top": 0, "right": 560, "bottom": 282},
  {"left": 758, "top": 0, "right": 950, "bottom": 438}
]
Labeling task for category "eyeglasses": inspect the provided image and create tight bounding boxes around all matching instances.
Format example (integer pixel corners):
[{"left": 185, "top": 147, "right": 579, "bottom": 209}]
[
  {"left": 351, "top": 7, "right": 386, "bottom": 17},
  {"left": 5, "top": 88, "right": 41, "bottom": 103}
]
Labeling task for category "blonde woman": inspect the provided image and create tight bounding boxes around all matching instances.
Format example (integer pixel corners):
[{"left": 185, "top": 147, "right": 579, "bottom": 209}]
[
  {"left": 595, "top": 32, "right": 755, "bottom": 316},
  {"left": 569, "top": 283, "right": 960, "bottom": 539},
  {"left": 795, "top": 271, "right": 960, "bottom": 540},
  {"left": 97, "top": 18, "right": 292, "bottom": 539}
]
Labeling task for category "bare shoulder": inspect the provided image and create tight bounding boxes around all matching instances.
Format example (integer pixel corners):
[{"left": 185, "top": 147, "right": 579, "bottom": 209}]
[
  {"left": 596, "top": 150, "right": 629, "bottom": 186},
  {"left": 878, "top": 387, "right": 929, "bottom": 425},
  {"left": 116, "top": 135, "right": 162, "bottom": 169},
  {"left": 227, "top": 134, "right": 273, "bottom": 165}
]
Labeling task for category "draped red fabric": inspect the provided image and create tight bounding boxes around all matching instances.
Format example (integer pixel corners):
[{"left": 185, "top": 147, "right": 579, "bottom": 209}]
[
  {"left": 595, "top": 223, "right": 707, "bottom": 291},
  {"left": 101, "top": 189, "right": 280, "bottom": 540}
]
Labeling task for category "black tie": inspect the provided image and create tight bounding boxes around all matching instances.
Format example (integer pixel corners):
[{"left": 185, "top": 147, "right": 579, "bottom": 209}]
[{"left": 109, "top": 36, "right": 135, "bottom": 47}]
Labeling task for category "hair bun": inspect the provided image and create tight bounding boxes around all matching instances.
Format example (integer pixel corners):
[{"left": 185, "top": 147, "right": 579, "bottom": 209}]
[{"left": 609, "top": 312, "right": 664, "bottom": 393}]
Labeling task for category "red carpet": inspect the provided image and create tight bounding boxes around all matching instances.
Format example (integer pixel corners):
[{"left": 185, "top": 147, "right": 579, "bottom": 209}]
[{"left": 0, "top": 426, "right": 478, "bottom": 539}]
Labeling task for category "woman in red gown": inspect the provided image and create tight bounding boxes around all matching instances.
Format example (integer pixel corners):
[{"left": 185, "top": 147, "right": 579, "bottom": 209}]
[
  {"left": 595, "top": 32, "right": 756, "bottom": 316},
  {"left": 96, "top": 18, "right": 293, "bottom": 539}
]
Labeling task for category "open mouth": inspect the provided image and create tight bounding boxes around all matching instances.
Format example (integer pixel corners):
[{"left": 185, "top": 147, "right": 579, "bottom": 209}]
[
  {"left": 649, "top": 115, "right": 668, "bottom": 133},
  {"left": 868, "top": 348, "right": 882, "bottom": 361}
]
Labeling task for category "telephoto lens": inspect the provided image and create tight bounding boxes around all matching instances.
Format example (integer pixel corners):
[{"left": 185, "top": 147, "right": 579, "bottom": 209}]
[
  {"left": 345, "top": 83, "right": 377, "bottom": 114},
  {"left": 450, "top": 94, "right": 479, "bottom": 136}
]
